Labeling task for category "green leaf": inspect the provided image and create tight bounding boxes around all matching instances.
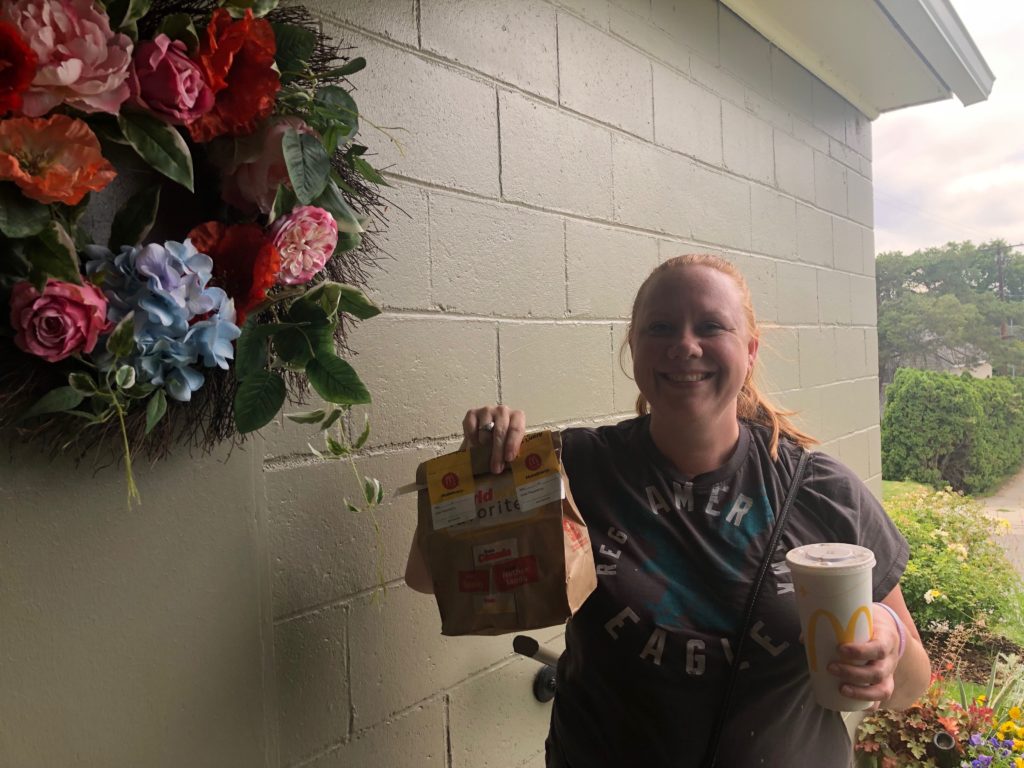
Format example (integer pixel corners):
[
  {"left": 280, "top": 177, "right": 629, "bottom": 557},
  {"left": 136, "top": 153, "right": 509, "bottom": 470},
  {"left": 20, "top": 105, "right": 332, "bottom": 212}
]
[
  {"left": 0, "top": 183, "right": 50, "bottom": 238},
  {"left": 335, "top": 230, "right": 362, "bottom": 254},
  {"left": 362, "top": 476, "right": 381, "bottom": 505},
  {"left": 106, "top": 311, "right": 137, "bottom": 359},
  {"left": 313, "top": 86, "right": 358, "bottom": 145},
  {"left": 88, "top": 114, "right": 130, "bottom": 146},
  {"left": 29, "top": 222, "right": 81, "bottom": 285},
  {"left": 234, "top": 320, "right": 270, "bottom": 379},
  {"left": 219, "top": 0, "right": 278, "bottom": 17},
  {"left": 314, "top": 182, "right": 363, "bottom": 234},
  {"left": 272, "top": 22, "right": 316, "bottom": 83},
  {"left": 306, "top": 442, "right": 325, "bottom": 459},
  {"left": 282, "top": 129, "right": 329, "bottom": 205},
  {"left": 269, "top": 183, "right": 298, "bottom": 224},
  {"left": 336, "top": 284, "right": 381, "bottom": 320},
  {"left": 273, "top": 326, "right": 317, "bottom": 366},
  {"left": 352, "top": 156, "right": 389, "bottom": 186},
  {"left": 107, "top": 0, "right": 151, "bottom": 29},
  {"left": 233, "top": 370, "right": 286, "bottom": 433},
  {"left": 286, "top": 409, "right": 327, "bottom": 424},
  {"left": 109, "top": 185, "right": 160, "bottom": 249},
  {"left": 68, "top": 372, "right": 98, "bottom": 395},
  {"left": 118, "top": 111, "right": 195, "bottom": 192},
  {"left": 321, "top": 407, "right": 344, "bottom": 431},
  {"left": 115, "top": 365, "right": 137, "bottom": 389},
  {"left": 326, "top": 436, "right": 349, "bottom": 456},
  {"left": 332, "top": 57, "right": 366, "bottom": 77},
  {"left": 145, "top": 389, "right": 167, "bottom": 434},
  {"left": 18, "top": 386, "right": 85, "bottom": 423},
  {"left": 156, "top": 13, "right": 200, "bottom": 52},
  {"left": 306, "top": 354, "right": 370, "bottom": 405},
  {"left": 354, "top": 414, "right": 371, "bottom": 449}
]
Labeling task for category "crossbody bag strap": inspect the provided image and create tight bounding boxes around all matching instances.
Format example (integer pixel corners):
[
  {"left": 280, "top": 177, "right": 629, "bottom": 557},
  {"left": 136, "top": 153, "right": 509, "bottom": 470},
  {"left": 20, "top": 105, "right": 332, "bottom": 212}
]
[{"left": 699, "top": 447, "right": 811, "bottom": 768}]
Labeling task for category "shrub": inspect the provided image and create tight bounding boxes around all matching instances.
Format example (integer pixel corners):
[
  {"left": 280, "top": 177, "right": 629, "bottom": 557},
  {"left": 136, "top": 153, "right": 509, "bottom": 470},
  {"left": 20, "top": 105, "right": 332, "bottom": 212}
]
[
  {"left": 882, "top": 368, "right": 1024, "bottom": 493},
  {"left": 885, "top": 487, "right": 1024, "bottom": 631}
]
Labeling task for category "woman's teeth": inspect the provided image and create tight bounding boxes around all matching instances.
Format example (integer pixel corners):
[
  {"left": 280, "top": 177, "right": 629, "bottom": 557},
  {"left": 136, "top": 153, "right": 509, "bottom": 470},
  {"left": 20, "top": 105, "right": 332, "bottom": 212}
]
[{"left": 664, "top": 372, "right": 712, "bottom": 382}]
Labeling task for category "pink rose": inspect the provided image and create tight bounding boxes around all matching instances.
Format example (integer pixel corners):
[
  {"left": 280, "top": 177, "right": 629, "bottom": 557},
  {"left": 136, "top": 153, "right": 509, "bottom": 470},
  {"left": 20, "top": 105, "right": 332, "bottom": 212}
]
[
  {"left": 270, "top": 206, "right": 339, "bottom": 285},
  {"left": 214, "top": 116, "right": 318, "bottom": 215},
  {"left": 10, "top": 279, "right": 110, "bottom": 362},
  {"left": 128, "top": 34, "right": 213, "bottom": 125},
  {"left": 0, "top": 0, "right": 133, "bottom": 117}
]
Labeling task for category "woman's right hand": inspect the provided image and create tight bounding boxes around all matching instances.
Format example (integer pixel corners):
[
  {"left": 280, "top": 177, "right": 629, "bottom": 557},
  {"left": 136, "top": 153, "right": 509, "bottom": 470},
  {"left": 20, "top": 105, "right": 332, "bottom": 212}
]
[{"left": 462, "top": 405, "right": 526, "bottom": 475}]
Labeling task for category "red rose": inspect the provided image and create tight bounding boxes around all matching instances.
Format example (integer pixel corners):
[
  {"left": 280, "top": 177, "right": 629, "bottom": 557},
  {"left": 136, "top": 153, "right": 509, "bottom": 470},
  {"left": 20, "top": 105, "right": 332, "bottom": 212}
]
[
  {"left": 10, "top": 279, "right": 110, "bottom": 363},
  {"left": 186, "top": 9, "right": 280, "bottom": 142},
  {"left": 188, "top": 221, "right": 281, "bottom": 325},
  {"left": 0, "top": 20, "right": 38, "bottom": 115}
]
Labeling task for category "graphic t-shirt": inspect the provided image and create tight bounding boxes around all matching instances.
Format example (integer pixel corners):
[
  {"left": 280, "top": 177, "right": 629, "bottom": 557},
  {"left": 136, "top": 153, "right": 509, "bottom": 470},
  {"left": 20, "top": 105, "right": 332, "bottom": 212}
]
[{"left": 547, "top": 417, "right": 908, "bottom": 768}]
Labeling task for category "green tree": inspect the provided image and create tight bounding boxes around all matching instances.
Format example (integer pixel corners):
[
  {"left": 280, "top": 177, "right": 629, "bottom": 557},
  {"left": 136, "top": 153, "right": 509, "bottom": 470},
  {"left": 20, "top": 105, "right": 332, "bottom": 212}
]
[{"left": 877, "top": 240, "right": 1024, "bottom": 382}]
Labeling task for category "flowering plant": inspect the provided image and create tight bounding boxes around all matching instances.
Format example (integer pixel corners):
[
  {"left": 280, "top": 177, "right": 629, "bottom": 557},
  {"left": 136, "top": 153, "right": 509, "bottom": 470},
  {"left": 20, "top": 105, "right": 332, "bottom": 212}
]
[{"left": 0, "top": 0, "right": 389, "bottom": 504}]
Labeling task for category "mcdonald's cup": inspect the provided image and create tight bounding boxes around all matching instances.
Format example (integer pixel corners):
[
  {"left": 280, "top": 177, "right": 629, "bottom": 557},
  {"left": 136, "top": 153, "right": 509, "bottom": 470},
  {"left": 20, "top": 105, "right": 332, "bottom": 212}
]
[{"left": 785, "top": 543, "right": 876, "bottom": 711}]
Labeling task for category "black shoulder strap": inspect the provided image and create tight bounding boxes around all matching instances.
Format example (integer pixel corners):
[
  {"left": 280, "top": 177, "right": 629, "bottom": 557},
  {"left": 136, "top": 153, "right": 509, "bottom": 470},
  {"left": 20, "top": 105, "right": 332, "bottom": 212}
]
[{"left": 700, "top": 447, "right": 811, "bottom": 768}]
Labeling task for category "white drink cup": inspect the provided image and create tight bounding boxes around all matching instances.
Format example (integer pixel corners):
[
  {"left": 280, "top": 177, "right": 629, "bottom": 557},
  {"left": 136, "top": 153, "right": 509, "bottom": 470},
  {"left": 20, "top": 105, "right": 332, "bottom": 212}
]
[{"left": 785, "top": 543, "right": 876, "bottom": 711}]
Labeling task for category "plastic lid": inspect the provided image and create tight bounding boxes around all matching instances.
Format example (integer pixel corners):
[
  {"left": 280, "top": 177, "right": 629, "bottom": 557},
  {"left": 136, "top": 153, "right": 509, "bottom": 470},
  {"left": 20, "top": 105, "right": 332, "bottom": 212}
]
[{"left": 785, "top": 543, "right": 875, "bottom": 575}]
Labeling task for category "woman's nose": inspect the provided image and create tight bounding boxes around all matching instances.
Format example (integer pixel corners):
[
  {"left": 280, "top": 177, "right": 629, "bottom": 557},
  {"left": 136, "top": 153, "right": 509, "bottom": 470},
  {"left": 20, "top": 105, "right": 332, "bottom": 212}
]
[{"left": 667, "top": 330, "right": 701, "bottom": 359}]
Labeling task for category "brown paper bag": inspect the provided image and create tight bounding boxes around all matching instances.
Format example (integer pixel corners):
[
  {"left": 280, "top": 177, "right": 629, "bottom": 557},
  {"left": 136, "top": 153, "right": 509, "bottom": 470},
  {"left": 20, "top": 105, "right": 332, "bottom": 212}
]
[{"left": 415, "top": 430, "right": 596, "bottom": 636}]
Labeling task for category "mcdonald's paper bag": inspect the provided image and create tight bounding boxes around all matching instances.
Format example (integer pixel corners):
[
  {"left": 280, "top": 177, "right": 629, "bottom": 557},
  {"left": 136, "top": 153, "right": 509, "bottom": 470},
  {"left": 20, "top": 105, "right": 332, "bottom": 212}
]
[{"left": 415, "top": 430, "right": 597, "bottom": 636}]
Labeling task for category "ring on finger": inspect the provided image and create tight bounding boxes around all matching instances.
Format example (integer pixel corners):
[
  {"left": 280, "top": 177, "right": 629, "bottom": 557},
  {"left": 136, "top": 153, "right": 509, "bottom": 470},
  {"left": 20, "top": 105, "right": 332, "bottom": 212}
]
[{"left": 480, "top": 421, "right": 496, "bottom": 433}]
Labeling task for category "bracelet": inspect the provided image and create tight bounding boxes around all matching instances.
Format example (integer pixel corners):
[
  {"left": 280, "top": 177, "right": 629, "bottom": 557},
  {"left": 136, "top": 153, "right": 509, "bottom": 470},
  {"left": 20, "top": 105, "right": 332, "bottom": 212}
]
[{"left": 874, "top": 602, "right": 907, "bottom": 659}]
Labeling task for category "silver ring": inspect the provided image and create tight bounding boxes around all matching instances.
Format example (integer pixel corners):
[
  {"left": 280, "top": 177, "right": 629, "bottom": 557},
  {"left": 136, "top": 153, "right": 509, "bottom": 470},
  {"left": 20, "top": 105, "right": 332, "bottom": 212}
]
[{"left": 481, "top": 421, "right": 496, "bottom": 432}]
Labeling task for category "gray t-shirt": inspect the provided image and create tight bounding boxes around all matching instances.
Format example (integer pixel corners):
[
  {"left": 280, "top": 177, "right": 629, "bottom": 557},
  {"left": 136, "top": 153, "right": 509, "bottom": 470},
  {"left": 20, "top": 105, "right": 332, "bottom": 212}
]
[{"left": 547, "top": 417, "right": 908, "bottom": 768}]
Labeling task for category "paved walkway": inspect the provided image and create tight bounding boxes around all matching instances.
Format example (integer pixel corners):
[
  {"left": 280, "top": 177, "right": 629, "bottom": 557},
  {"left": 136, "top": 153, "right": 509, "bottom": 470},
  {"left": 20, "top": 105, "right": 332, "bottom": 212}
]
[{"left": 979, "top": 471, "right": 1024, "bottom": 578}]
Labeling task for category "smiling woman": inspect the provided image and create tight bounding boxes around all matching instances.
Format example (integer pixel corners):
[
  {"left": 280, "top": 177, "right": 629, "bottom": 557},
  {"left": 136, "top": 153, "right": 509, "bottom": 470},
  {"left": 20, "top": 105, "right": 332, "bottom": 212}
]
[{"left": 407, "top": 253, "right": 933, "bottom": 768}]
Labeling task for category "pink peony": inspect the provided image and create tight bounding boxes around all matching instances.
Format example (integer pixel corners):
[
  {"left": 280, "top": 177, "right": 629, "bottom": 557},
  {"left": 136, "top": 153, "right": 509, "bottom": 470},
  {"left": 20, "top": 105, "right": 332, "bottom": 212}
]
[
  {"left": 0, "top": 0, "right": 133, "bottom": 117},
  {"left": 270, "top": 206, "right": 338, "bottom": 285},
  {"left": 10, "top": 279, "right": 109, "bottom": 362},
  {"left": 128, "top": 34, "right": 213, "bottom": 125},
  {"left": 213, "top": 116, "right": 318, "bottom": 215}
]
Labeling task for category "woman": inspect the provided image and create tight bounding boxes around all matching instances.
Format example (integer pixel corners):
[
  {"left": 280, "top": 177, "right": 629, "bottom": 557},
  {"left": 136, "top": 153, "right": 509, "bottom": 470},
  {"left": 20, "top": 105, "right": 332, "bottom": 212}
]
[{"left": 406, "top": 254, "right": 930, "bottom": 767}]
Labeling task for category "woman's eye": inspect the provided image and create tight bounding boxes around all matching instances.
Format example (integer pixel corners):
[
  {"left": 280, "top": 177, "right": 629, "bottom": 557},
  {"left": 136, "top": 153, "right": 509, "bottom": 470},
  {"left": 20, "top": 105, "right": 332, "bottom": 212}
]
[
  {"left": 701, "top": 322, "right": 725, "bottom": 334},
  {"left": 647, "top": 322, "right": 672, "bottom": 334}
]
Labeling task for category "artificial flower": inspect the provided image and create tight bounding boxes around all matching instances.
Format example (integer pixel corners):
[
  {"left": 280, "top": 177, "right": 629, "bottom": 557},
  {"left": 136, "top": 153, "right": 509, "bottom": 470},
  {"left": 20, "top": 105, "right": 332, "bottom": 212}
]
[
  {"left": 187, "top": 8, "right": 279, "bottom": 142},
  {"left": 0, "top": 20, "right": 38, "bottom": 115},
  {"left": 213, "top": 116, "right": 318, "bottom": 214},
  {"left": 128, "top": 34, "right": 214, "bottom": 125},
  {"left": 1011, "top": 707, "right": 1022, "bottom": 721},
  {"left": 187, "top": 222, "right": 280, "bottom": 324},
  {"left": 0, "top": 0, "right": 133, "bottom": 117},
  {"left": 270, "top": 206, "right": 338, "bottom": 285},
  {"left": 9, "top": 278, "right": 109, "bottom": 362},
  {"left": 0, "top": 114, "right": 116, "bottom": 204},
  {"left": 85, "top": 240, "right": 240, "bottom": 402}
]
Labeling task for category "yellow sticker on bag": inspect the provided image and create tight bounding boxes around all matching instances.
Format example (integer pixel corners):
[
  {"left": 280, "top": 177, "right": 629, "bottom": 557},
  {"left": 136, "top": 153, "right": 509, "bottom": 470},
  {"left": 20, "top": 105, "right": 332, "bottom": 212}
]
[
  {"left": 425, "top": 450, "right": 476, "bottom": 530},
  {"left": 511, "top": 431, "right": 563, "bottom": 512}
]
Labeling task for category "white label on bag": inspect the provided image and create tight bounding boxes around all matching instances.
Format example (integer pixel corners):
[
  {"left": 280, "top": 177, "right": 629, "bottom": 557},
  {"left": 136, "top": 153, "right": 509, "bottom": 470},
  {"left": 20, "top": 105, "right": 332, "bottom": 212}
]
[{"left": 516, "top": 474, "right": 563, "bottom": 513}]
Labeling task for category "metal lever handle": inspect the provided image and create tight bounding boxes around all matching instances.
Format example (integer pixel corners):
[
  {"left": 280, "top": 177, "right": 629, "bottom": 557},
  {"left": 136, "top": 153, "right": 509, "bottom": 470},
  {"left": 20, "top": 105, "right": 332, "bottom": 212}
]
[{"left": 513, "top": 635, "right": 559, "bottom": 703}]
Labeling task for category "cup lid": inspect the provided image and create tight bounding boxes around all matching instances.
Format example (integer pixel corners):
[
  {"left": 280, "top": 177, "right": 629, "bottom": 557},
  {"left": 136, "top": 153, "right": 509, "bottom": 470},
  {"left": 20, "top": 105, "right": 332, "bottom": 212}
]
[{"left": 785, "top": 543, "right": 875, "bottom": 575}]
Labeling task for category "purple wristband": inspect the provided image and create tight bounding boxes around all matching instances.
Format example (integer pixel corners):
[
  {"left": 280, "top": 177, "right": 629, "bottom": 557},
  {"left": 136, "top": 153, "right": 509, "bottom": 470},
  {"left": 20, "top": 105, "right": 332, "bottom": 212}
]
[{"left": 874, "top": 602, "right": 906, "bottom": 659}]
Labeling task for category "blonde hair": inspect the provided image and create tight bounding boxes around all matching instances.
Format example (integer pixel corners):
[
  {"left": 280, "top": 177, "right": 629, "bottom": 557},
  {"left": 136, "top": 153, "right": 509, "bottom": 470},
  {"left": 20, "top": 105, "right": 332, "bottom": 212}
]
[{"left": 627, "top": 254, "right": 817, "bottom": 459}]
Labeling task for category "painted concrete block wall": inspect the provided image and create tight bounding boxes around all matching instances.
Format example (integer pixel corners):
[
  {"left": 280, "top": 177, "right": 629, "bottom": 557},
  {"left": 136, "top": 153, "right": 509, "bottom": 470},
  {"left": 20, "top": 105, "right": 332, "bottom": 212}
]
[{"left": 0, "top": 1, "right": 880, "bottom": 767}]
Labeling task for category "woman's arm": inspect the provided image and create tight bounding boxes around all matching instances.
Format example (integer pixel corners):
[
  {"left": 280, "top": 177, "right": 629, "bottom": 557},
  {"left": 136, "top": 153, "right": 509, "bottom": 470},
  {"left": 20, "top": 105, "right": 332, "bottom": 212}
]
[
  {"left": 829, "top": 584, "right": 931, "bottom": 710},
  {"left": 403, "top": 405, "right": 528, "bottom": 593}
]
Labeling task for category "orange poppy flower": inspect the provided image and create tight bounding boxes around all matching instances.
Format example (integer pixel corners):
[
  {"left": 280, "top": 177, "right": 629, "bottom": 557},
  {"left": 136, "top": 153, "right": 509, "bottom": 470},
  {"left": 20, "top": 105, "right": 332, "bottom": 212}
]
[
  {"left": 0, "top": 114, "right": 116, "bottom": 205},
  {"left": 188, "top": 221, "right": 280, "bottom": 325}
]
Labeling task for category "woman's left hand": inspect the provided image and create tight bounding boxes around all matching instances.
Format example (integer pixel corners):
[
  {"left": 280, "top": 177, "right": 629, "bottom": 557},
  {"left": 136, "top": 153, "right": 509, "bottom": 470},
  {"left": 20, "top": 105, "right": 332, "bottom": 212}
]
[{"left": 827, "top": 603, "right": 904, "bottom": 708}]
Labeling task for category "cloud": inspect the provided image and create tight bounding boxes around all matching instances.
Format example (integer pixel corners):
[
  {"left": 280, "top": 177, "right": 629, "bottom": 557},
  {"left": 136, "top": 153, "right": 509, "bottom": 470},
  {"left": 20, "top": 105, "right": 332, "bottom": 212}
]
[{"left": 873, "top": 0, "right": 1024, "bottom": 253}]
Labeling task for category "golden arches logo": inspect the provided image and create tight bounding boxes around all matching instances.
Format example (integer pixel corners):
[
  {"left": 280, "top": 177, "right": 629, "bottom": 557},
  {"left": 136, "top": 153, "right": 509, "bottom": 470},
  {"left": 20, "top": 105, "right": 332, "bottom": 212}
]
[{"left": 806, "top": 605, "right": 873, "bottom": 671}]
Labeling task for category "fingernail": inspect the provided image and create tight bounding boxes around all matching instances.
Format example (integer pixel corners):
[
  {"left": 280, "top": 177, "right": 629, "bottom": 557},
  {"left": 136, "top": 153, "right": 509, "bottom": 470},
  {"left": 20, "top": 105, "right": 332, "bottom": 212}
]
[
  {"left": 827, "top": 664, "right": 840, "bottom": 676},
  {"left": 496, "top": 461, "right": 505, "bottom": 473}
]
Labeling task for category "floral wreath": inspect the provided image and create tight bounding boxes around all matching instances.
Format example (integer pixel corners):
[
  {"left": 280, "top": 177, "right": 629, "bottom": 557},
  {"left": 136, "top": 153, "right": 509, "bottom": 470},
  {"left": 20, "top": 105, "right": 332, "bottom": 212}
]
[{"left": 0, "top": 0, "right": 390, "bottom": 504}]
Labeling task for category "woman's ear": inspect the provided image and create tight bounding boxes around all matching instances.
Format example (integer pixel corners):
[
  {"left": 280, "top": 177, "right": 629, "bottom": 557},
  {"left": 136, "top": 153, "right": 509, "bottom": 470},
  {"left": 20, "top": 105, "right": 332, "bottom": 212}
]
[{"left": 747, "top": 337, "right": 759, "bottom": 372}]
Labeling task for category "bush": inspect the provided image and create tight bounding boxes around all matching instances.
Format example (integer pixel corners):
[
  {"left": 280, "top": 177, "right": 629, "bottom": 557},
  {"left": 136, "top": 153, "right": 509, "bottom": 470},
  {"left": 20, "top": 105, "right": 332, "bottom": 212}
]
[
  {"left": 882, "top": 368, "right": 1024, "bottom": 493},
  {"left": 885, "top": 487, "right": 1024, "bottom": 631}
]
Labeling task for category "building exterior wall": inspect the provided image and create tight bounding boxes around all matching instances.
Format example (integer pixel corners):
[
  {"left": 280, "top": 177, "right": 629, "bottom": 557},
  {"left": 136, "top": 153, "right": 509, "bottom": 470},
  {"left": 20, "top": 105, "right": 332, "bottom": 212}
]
[{"left": 0, "top": 1, "right": 879, "bottom": 766}]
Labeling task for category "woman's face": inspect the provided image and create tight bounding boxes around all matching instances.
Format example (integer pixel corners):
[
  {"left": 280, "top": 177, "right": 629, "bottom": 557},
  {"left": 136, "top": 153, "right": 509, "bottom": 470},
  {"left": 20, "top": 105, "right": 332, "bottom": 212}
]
[{"left": 629, "top": 265, "right": 758, "bottom": 431}]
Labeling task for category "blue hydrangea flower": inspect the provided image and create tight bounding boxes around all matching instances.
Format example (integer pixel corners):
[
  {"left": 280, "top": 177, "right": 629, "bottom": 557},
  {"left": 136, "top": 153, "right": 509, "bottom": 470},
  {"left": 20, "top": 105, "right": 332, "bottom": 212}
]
[{"left": 85, "top": 239, "right": 240, "bottom": 402}]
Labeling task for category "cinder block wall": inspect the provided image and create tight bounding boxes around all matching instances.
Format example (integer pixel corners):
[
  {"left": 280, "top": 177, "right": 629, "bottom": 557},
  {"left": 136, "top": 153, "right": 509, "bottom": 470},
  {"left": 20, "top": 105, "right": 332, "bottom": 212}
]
[{"left": 0, "top": 1, "right": 879, "bottom": 767}]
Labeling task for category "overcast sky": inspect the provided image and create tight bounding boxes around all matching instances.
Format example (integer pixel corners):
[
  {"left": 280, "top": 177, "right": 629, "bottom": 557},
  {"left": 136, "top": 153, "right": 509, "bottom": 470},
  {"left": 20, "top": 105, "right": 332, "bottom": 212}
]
[{"left": 872, "top": 0, "right": 1024, "bottom": 255}]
